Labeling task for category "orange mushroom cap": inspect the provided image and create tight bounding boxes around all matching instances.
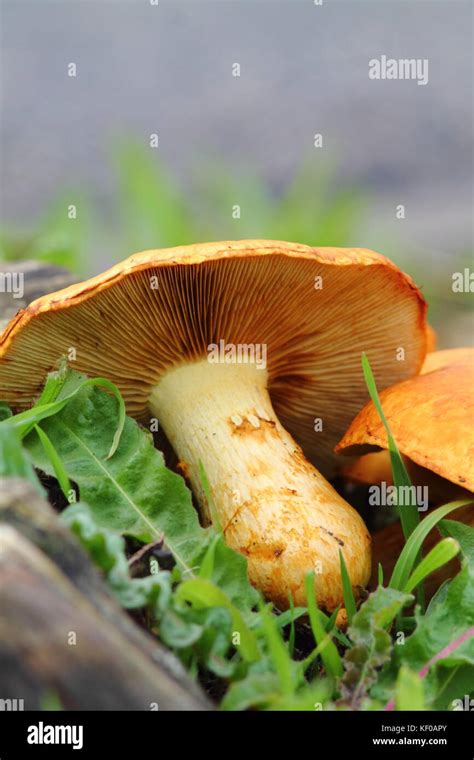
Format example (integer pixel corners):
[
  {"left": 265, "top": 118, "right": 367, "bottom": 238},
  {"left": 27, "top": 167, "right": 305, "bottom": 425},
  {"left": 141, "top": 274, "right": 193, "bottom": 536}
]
[
  {"left": 336, "top": 347, "right": 474, "bottom": 492},
  {"left": 0, "top": 240, "right": 427, "bottom": 476},
  {"left": 425, "top": 322, "right": 437, "bottom": 353}
]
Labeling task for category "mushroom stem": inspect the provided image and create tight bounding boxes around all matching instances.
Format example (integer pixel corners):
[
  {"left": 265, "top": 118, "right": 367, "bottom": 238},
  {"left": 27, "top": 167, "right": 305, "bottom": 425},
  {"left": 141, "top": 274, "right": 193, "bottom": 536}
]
[{"left": 149, "top": 359, "right": 371, "bottom": 610}]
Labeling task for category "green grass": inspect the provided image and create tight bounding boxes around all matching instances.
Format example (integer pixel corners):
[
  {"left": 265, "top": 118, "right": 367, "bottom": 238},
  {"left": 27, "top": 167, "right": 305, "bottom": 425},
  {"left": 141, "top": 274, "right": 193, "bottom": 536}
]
[
  {"left": 2, "top": 356, "right": 472, "bottom": 711},
  {"left": 0, "top": 142, "right": 366, "bottom": 273}
]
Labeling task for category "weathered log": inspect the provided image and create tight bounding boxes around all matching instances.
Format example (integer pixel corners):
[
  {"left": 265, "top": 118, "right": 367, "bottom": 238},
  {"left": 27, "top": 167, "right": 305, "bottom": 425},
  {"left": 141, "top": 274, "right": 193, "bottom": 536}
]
[
  {"left": 0, "top": 260, "right": 78, "bottom": 331},
  {"left": 0, "top": 479, "right": 211, "bottom": 710}
]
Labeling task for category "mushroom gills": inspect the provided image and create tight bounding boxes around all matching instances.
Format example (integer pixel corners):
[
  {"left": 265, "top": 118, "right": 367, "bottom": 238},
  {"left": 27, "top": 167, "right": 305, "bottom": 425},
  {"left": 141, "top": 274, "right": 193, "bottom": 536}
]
[{"left": 149, "top": 359, "right": 371, "bottom": 611}]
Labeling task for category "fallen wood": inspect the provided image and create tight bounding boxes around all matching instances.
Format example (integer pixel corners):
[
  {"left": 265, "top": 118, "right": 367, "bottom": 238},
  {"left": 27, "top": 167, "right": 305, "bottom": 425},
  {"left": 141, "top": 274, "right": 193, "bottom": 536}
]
[
  {"left": 0, "top": 261, "right": 78, "bottom": 331},
  {"left": 0, "top": 478, "right": 211, "bottom": 710}
]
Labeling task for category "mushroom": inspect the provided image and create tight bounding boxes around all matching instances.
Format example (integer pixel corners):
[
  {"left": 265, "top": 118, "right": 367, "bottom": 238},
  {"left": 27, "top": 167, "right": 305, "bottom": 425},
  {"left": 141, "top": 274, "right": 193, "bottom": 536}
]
[
  {"left": 0, "top": 240, "right": 428, "bottom": 610},
  {"left": 337, "top": 347, "right": 474, "bottom": 599},
  {"left": 336, "top": 347, "right": 474, "bottom": 496},
  {"left": 339, "top": 451, "right": 470, "bottom": 505},
  {"left": 425, "top": 323, "right": 437, "bottom": 353}
]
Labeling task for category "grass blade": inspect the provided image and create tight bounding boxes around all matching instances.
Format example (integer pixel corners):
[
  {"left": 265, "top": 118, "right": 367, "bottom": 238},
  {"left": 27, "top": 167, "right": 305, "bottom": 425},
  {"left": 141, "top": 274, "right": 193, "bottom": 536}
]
[
  {"left": 34, "top": 424, "right": 73, "bottom": 502},
  {"left": 403, "top": 538, "right": 460, "bottom": 594},
  {"left": 198, "top": 533, "right": 220, "bottom": 580},
  {"left": 288, "top": 592, "right": 296, "bottom": 657},
  {"left": 0, "top": 425, "right": 43, "bottom": 492},
  {"left": 21, "top": 359, "right": 69, "bottom": 438},
  {"left": 304, "top": 572, "right": 343, "bottom": 678},
  {"left": 390, "top": 500, "right": 472, "bottom": 591},
  {"left": 258, "top": 601, "right": 295, "bottom": 695},
  {"left": 339, "top": 549, "right": 357, "bottom": 625},
  {"left": 199, "top": 460, "right": 221, "bottom": 531},
  {"left": 377, "top": 562, "right": 384, "bottom": 587},
  {"left": 361, "top": 352, "right": 419, "bottom": 540}
]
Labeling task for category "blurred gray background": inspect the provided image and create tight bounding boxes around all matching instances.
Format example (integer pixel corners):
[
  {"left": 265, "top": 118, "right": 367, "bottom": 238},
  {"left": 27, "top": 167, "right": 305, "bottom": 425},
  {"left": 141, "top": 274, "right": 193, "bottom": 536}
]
[{"left": 0, "top": 0, "right": 473, "bottom": 343}]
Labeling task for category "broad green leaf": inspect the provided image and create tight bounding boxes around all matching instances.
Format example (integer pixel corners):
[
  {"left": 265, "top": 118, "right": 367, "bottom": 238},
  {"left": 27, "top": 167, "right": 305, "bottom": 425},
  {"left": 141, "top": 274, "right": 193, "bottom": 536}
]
[
  {"left": 341, "top": 586, "right": 412, "bottom": 707},
  {"left": 439, "top": 519, "right": 474, "bottom": 566},
  {"left": 374, "top": 524, "right": 474, "bottom": 710},
  {"left": 431, "top": 664, "right": 474, "bottom": 711},
  {"left": 0, "top": 402, "right": 12, "bottom": 422},
  {"left": 63, "top": 503, "right": 242, "bottom": 679},
  {"left": 8, "top": 371, "right": 125, "bottom": 458},
  {"left": 210, "top": 537, "right": 260, "bottom": 616},
  {"left": 62, "top": 502, "right": 172, "bottom": 614},
  {"left": 399, "top": 566, "right": 474, "bottom": 672},
  {"left": 189, "top": 607, "right": 237, "bottom": 678},
  {"left": 25, "top": 379, "right": 208, "bottom": 573},
  {"left": 390, "top": 564, "right": 474, "bottom": 709},
  {"left": 270, "top": 679, "right": 334, "bottom": 711},
  {"left": 221, "top": 672, "right": 281, "bottom": 711},
  {"left": 159, "top": 609, "right": 204, "bottom": 650},
  {"left": 176, "top": 578, "right": 260, "bottom": 663},
  {"left": 221, "top": 669, "right": 333, "bottom": 712},
  {"left": 395, "top": 666, "right": 426, "bottom": 711}
]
